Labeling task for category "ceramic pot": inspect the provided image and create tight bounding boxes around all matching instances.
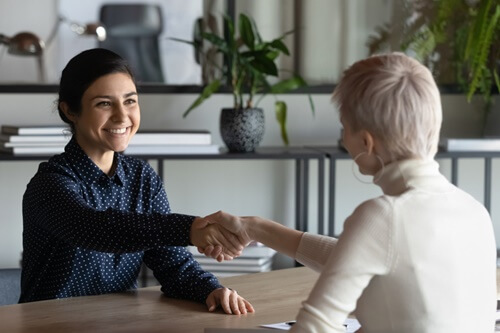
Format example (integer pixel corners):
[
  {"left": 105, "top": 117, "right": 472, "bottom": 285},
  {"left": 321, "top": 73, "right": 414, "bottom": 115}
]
[{"left": 220, "top": 108, "right": 264, "bottom": 152}]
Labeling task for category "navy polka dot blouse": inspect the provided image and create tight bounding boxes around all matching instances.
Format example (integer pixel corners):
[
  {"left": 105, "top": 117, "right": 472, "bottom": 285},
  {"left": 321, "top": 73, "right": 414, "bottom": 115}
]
[{"left": 20, "top": 137, "right": 221, "bottom": 303}]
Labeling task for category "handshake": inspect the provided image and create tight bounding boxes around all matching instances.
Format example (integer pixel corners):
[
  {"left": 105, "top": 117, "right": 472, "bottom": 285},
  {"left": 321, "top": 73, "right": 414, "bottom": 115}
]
[
  {"left": 190, "top": 211, "right": 253, "bottom": 262},
  {"left": 190, "top": 210, "right": 301, "bottom": 262}
]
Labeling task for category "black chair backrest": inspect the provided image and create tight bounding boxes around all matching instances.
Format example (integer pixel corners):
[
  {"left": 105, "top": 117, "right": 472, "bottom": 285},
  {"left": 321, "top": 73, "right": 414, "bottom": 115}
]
[
  {"left": 0, "top": 268, "right": 21, "bottom": 306},
  {"left": 99, "top": 4, "right": 164, "bottom": 82}
]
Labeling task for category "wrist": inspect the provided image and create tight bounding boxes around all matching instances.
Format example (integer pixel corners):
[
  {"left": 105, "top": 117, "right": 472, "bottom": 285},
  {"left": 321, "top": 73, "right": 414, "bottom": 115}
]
[
  {"left": 243, "top": 216, "right": 262, "bottom": 242},
  {"left": 189, "top": 216, "right": 203, "bottom": 246}
]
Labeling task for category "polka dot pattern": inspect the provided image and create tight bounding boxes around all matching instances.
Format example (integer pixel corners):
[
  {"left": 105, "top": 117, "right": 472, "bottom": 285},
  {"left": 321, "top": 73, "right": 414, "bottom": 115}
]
[{"left": 20, "top": 137, "right": 221, "bottom": 304}]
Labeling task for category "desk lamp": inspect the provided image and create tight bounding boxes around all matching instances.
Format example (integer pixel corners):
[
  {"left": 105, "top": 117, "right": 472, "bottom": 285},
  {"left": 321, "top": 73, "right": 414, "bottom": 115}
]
[
  {"left": 45, "top": 15, "right": 106, "bottom": 47},
  {"left": 0, "top": 32, "right": 44, "bottom": 56},
  {"left": 0, "top": 31, "right": 46, "bottom": 81},
  {"left": 0, "top": 16, "right": 106, "bottom": 83}
]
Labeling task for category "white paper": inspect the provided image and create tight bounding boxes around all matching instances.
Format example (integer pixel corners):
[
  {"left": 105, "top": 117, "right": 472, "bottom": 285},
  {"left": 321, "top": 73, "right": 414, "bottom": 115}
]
[
  {"left": 261, "top": 318, "right": 361, "bottom": 332},
  {"left": 260, "top": 321, "right": 295, "bottom": 330}
]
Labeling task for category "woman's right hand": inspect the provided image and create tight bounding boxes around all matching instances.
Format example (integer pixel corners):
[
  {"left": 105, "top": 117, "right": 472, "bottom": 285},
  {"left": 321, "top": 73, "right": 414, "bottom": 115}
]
[
  {"left": 199, "top": 211, "right": 254, "bottom": 261},
  {"left": 190, "top": 216, "right": 245, "bottom": 261},
  {"left": 201, "top": 210, "right": 304, "bottom": 261}
]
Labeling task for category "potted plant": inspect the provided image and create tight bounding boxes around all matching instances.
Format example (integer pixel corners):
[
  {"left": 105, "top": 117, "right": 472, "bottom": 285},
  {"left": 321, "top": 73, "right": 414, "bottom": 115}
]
[
  {"left": 173, "top": 13, "right": 314, "bottom": 152},
  {"left": 367, "top": 0, "right": 499, "bottom": 133}
]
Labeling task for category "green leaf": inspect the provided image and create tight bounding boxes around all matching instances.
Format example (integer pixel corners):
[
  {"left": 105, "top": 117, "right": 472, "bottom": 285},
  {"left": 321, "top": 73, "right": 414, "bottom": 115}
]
[
  {"left": 249, "top": 53, "right": 278, "bottom": 76},
  {"left": 466, "top": 3, "right": 500, "bottom": 101},
  {"left": 223, "top": 14, "right": 236, "bottom": 50},
  {"left": 239, "top": 13, "right": 255, "bottom": 49},
  {"left": 277, "top": 29, "right": 296, "bottom": 40},
  {"left": 270, "top": 39, "right": 290, "bottom": 55},
  {"left": 201, "top": 32, "right": 228, "bottom": 52},
  {"left": 271, "top": 77, "right": 315, "bottom": 116},
  {"left": 494, "top": 69, "right": 500, "bottom": 95},
  {"left": 249, "top": 16, "right": 263, "bottom": 45},
  {"left": 169, "top": 37, "right": 196, "bottom": 46},
  {"left": 275, "top": 101, "right": 289, "bottom": 145},
  {"left": 182, "top": 80, "right": 221, "bottom": 118},
  {"left": 265, "top": 50, "right": 280, "bottom": 61},
  {"left": 308, "top": 94, "right": 316, "bottom": 117},
  {"left": 270, "top": 76, "right": 307, "bottom": 93}
]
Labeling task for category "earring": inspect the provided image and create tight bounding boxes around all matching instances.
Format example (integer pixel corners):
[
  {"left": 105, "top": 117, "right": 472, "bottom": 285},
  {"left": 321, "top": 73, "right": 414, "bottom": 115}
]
[{"left": 351, "top": 152, "right": 385, "bottom": 184}]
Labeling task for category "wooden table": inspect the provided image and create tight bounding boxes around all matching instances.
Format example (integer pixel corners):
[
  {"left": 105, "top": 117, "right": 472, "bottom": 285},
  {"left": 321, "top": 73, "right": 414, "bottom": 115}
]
[{"left": 0, "top": 267, "right": 318, "bottom": 333}]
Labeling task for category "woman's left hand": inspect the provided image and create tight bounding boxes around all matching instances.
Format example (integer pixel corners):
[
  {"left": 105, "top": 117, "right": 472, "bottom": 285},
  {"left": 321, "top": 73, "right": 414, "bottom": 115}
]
[{"left": 206, "top": 287, "right": 255, "bottom": 315}]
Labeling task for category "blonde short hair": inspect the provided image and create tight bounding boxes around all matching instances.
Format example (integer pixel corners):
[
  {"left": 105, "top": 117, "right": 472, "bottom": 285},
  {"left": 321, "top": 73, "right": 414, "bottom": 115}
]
[{"left": 332, "top": 52, "right": 442, "bottom": 160}]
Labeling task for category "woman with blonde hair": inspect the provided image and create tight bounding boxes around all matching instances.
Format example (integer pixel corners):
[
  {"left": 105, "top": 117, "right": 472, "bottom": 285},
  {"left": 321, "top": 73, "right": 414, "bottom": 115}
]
[{"left": 203, "top": 52, "right": 497, "bottom": 332}]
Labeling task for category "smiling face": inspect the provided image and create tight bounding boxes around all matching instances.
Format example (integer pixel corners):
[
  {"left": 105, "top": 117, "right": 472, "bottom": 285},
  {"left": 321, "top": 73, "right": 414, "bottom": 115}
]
[{"left": 66, "top": 72, "right": 140, "bottom": 167}]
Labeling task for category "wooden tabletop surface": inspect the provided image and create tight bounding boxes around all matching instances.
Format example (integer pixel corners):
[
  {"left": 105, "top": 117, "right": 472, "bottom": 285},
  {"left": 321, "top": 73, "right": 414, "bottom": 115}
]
[
  {"left": 2, "top": 267, "right": 499, "bottom": 333},
  {"left": 0, "top": 267, "right": 318, "bottom": 333}
]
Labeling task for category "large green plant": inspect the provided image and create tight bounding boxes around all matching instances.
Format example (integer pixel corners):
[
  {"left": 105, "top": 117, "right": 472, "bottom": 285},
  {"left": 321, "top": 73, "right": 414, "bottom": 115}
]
[
  {"left": 368, "top": 0, "right": 499, "bottom": 122},
  {"left": 173, "top": 13, "right": 314, "bottom": 145}
]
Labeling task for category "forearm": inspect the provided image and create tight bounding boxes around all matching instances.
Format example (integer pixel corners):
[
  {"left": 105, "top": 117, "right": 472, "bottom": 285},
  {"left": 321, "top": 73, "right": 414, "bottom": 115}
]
[
  {"left": 295, "top": 233, "right": 338, "bottom": 272},
  {"left": 25, "top": 175, "right": 195, "bottom": 252},
  {"left": 145, "top": 246, "right": 221, "bottom": 303},
  {"left": 244, "top": 216, "right": 303, "bottom": 259}
]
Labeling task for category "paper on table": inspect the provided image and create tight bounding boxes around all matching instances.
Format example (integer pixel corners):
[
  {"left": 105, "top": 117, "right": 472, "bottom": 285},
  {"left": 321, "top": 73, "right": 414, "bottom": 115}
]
[
  {"left": 261, "top": 318, "right": 361, "bottom": 332},
  {"left": 260, "top": 321, "right": 294, "bottom": 330}
]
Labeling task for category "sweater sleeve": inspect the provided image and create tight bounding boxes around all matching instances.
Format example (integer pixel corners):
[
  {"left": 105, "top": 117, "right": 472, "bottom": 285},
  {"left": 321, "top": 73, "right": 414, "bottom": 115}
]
[
  {"left": 290, "top": 198, "right": 394, "bottom": 333},
  {"left": 295, "top": 233, "right": 338, "bottom": 272}
]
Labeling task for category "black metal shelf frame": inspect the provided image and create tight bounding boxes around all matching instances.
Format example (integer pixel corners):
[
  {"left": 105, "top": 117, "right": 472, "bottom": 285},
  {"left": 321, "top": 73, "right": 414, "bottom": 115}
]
[
  {"left": 0, "top": 146, "right": 326, "bottom": 236},
  {"left": 5, "top": 146, "right": 499, "bottom": 240},
  {"left": 309, "top": 146, "right": 500, "bottom": 237}
]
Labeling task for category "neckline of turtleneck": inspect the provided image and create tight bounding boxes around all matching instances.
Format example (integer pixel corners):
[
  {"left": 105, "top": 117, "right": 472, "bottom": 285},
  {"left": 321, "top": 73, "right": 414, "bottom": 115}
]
[{"left": 374, "top": 158, "right": 441, "bottom": 196}]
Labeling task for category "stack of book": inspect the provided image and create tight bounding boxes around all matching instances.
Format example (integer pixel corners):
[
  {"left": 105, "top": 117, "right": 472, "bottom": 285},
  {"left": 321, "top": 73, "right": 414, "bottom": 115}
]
[
  {"left": 0, "top": 125, "right": 71, "bottom": 155},
  {"left": 187, "top": 242, "right": 277, "bottom": 278},
  {"left": 439, "top": 137, "right": 500, "bottom": 152},
  {"left": 0, "top": 125, "right": 219, "bottom": 156},
  {"left": 125, "top": 130, "right": 219, "bottom": 155}
]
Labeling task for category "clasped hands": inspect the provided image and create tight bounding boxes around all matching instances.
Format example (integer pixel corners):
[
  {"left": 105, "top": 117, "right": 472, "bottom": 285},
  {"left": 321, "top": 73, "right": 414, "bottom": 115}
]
[{"left": 190, "top": 210, "right": 252, "bottom": 262}]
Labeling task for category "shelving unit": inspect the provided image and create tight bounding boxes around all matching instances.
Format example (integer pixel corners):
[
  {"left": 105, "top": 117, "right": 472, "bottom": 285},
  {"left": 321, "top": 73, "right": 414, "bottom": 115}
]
[
  {"left": 309, "top": 146, "right": 500, "bottom": 237},
  {"left": 4, "top": 145, "right": 500, "bottom": 284},
  {"left": 0, "top": 147, "right": 326, "bottom": 286}
]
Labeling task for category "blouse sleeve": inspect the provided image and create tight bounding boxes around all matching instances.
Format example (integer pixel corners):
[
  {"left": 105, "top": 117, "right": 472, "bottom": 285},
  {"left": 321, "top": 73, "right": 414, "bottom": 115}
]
[
  {"left": 143, "top": 176, "right": 222, "bottom": 303},
  {"left": 22, "top": 170, "right": 193, "bottom": 253},
  {"left": 290, "top": 198, "right": 394, "bottom": 333},
  {"left": 143, "top": 246, "right": 222, "bottom": 303}
]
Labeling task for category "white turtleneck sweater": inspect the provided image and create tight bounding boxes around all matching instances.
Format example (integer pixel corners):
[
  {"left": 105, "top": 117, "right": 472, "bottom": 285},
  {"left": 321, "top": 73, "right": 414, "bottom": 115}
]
[{"left": 292, "top": 159, "right": 497, "bottom": 333}]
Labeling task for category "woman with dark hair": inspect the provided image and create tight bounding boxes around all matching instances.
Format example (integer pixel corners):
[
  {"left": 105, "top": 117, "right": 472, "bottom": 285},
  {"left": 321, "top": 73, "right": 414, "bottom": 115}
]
[{"left": 20, "top": 48, "right": 254, "bottom": 315}]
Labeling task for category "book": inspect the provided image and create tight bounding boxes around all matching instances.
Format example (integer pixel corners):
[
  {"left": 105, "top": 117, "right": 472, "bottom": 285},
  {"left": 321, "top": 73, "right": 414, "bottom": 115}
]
[
  {"left": 129, "top": 130, "right": 212, "bottom": 146},
  {"left": 439, "top": 137, "right": 500, "bottom": 152},
  {"left": 1, "top": 125, "right": 70, "bottom": 136},
  {"left": 194, "top": 256, "right": 272, "bottom": 266},
  {"left": 239, "top": 243, "right": 277, "bottom": 258},
  {"left": 0, "top": 134, "right": 70, "bottom": 143},
  {"left": 0, "top": 145, "right": 65, "bottom": 155},
  {"left": 187, "top": 242, "right": 276, "bottom": 277},
  {"left": 124, "top": 144, "right": 220, "bottom": 155},
  {"left": 0, "top": 141, "right": 68, "bottom": 148},
  {"left": 208, "top": 271, "right": 249, "bottom": 278},
  {"left": 188, "top": 243, "right": 277, "bottom": 259},
  {"left": 198, "top": 261, "right": 272, "bottom": 273}
]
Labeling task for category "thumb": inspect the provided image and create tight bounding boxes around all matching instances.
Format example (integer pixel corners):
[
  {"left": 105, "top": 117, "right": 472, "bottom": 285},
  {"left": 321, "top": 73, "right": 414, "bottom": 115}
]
[
  {"left": 206, "top": 293, "right": 217, "bottom": 312},
  {"left": 204, "top": 211, "right": 222, "bottom": 223},
  {"left": 193, "top": 216, "right": 210, "bottom": 230}
]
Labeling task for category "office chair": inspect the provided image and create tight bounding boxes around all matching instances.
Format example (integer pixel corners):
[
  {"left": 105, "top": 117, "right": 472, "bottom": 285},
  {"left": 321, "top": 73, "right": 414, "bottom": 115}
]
[
  {"left": 0, "top": 268, "right": 21, "bottom": 306},
  {"left": 99, "top": 4, "right": 164, "bottom": 82}
]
